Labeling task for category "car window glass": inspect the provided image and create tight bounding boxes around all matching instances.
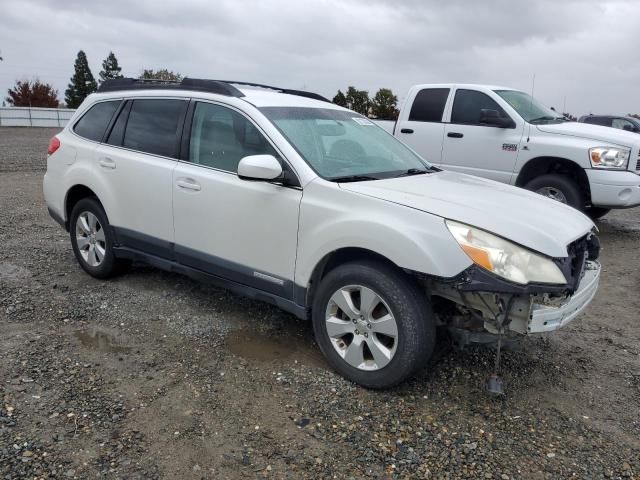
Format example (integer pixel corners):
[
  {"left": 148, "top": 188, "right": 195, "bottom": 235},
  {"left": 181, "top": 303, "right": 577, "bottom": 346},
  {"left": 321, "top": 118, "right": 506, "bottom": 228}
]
[
  {"left": 106, "top": 101, "right": 129, "bottom": 146},
  {"left": 408, "top": 88, "right": 449, "bottom": 122},
  {"left": 451, "top": 89, "right": 509, "bottom": 125},
  {"left": 73, "top": 101, "right": 120, "bottom": 142},
  {"left": 612, "top": 118, "right": 634, "bottom": 131},
  {"left": 188, "top": 102, "right": 277, "bottom": 173},
  {"left": 123, "top": 99, "right": 187, "bottom": 157},
  {"left": 585, "top": 116, "right": 612, "bottom": 127}
]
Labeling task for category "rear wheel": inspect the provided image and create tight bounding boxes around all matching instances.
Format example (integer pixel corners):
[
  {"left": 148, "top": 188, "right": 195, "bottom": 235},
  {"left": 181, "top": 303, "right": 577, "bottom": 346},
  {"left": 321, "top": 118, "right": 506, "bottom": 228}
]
[
  {"left": 312, "top": 260, "right": 434, "bottom": 389},
  {"left": 69, "top": 198, "right": 129, "bottom": 278},
  {"left": 524, "top": 174, "right": 585, "bottom": 211}
]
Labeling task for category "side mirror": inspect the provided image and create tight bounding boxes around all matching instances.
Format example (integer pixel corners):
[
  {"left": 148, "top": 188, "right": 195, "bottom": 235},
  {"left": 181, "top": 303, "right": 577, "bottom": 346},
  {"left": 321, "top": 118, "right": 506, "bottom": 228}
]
[
  {"left": 480, "top": 109, "right": 515, "bottom": 128},
  {"left": 237, "top": 154, "right": 283, "bottom": 181}
]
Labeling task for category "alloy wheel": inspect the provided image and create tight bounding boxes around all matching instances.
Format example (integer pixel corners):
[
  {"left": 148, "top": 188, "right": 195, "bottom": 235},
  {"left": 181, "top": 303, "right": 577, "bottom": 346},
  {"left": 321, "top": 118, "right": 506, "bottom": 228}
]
[
  {"left": 324, "top": 285, "right": 398, "bottom": 371},
  {"left": 536, "top": 186, "right": 567, "bottom": 203},
  {"left": 75, "top": 211, "right": 106, "bottom": 267}
]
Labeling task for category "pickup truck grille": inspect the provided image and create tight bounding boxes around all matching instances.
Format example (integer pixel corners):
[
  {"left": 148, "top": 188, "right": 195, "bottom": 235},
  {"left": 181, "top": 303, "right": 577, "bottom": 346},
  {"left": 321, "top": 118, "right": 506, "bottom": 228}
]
[{"left": 636, "top": 152, "right": 640, "bottom": 171}]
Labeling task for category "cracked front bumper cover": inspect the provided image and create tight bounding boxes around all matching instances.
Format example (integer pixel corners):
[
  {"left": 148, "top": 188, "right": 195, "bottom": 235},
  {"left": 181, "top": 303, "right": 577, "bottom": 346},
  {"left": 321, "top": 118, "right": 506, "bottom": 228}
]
[{"left": 527, "top": 261, "right": 601, "bottom": 333}]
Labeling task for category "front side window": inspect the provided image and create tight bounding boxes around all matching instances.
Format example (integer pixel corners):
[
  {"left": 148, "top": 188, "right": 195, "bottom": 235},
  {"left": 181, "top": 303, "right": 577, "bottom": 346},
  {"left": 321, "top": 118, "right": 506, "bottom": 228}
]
[
  {"left": 188, "top": 102, "right": 277, "bottom": 173},
  {"left": 73, "top": 100, "right": 120, "bottom": 142},
  {"left": 261, "top": 107, "right": 432, "bottom": 180},
  {"left": 612, "top": 118, "right": 636, "bottom": 131},
  {"left": 408, "top": 88, "right": 449, "bottom": 122},
  {"left": 123, "top": 99, "right": 187, "bottom": 157},
  {"left": 495, "top": 90, "right": 565, "bottom": 124},
  {"left": 451, "top": 89, "right": 510, "bottom": 126}
]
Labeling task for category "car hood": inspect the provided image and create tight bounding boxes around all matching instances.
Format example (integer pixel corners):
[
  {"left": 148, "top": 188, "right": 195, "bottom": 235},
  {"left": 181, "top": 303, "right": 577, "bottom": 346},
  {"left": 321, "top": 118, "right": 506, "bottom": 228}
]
[
  {"left": 536, "top": 122, "right": 639, "bottom": 147},
  {"left": 339, "top": 171, "right": 594, "bottom": 258}
]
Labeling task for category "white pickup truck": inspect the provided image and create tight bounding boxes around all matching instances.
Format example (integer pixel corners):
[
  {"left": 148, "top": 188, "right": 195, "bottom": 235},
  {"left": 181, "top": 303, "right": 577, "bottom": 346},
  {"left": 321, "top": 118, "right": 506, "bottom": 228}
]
[{"left": 383, "top": 84, "right": 640, "bottom": 218}]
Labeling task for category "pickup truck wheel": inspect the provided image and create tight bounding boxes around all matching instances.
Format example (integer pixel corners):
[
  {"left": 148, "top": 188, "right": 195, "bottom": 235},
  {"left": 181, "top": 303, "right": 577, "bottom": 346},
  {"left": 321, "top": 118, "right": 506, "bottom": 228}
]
[
  {"left": 524, "top": 174, "right": 585, "bottom": 211},
  {"left": 70, "top": 198, "right": 129, "bottom": 279},
  {"left": 312, "top": 260, "right": 434, "bottom": 389},
  {"left": 586, "top": 207, "right": 610, "bottom": 220}
]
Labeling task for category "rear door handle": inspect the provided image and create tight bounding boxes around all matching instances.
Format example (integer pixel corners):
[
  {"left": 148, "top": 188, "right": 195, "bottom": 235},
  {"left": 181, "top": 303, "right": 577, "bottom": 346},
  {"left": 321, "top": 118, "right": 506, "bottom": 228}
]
[
  {"left": 400, "top": 128, "right": 414, "bottom": 134},
  {"left": 447, "top": 132, "right": 464, "bottom": 138},
  {"left": 176, "top": 178, "right": 201, "bottom": 191},
  {"left": 99, "top": 157, "right": 116, "bottom": 169}
]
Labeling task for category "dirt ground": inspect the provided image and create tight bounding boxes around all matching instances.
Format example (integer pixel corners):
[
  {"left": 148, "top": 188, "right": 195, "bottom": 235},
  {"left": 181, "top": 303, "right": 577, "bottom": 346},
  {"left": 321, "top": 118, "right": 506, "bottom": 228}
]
[{"left": 1, "top": 127, "right": 639, "bottom": 479}]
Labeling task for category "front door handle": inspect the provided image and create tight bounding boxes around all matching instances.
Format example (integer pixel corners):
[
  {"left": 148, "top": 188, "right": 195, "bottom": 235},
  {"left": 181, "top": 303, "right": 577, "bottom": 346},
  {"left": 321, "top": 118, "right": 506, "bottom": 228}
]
[
  {"left": 400, "top": 128, "right": 414, "bottom": 134},
  {"left": 99, "top": 157, "right": 116, "bottom": 169},
  {"left": 447, "top": 132, "right": 464, "bottom": 138},
  {"left": 176, "top": 178, "right": 201, "bottom": 191}
]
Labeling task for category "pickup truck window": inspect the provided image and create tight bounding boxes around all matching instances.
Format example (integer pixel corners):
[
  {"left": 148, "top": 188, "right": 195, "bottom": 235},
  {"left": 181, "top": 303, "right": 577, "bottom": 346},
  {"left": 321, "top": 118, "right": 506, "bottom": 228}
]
[
  {"left": 408, "top": 88, "right": 449, "bottom": 122},
  {"left": 495, "top": 90, "right": 564, "bottom": 124},
  {"left": 451, "top": 89, "right": 509, "bottom": 126},
  {"left": 261, "top": 107, "right": 431, "bottom": 180}
]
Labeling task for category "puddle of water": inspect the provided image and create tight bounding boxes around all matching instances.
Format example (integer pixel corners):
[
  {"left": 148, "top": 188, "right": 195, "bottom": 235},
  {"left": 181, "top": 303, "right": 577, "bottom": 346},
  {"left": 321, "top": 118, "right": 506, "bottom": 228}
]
[
  {"left": 74, "top": 329, "right": 131, "bottom": 354},
  {"left": 226, "top": 329, "right": 327, "bottom": 369}
]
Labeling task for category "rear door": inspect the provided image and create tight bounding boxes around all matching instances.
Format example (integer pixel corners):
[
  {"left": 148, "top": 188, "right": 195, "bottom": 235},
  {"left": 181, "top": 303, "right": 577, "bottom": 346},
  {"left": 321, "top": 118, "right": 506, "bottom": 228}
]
[
  {"left": 94, "top": 98, "right": 188, "bottom": 257},
  {"left": 440, "top": 88, "right": 524, "bottom": 183},
  {"left": 172, "top": 100, "right": 302, "bottom": 299},
  {"left": 395, "top": 87, "right": 450, "bottom": 165}
]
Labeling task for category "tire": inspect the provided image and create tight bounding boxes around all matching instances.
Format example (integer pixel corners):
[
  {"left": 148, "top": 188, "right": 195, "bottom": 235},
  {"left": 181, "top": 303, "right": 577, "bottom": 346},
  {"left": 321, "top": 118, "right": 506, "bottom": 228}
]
[
  {"left": 586, "top": 207, "right": 610, "bottom": 220},
  {"left": 69, "top": 197, "right": 129, "bottom": 279},
  {"left": 524, "top": 174, "right": 585, "bottom": 211},
  {"left": 311, "top": 260, "right": 435, "bottom": 389}
]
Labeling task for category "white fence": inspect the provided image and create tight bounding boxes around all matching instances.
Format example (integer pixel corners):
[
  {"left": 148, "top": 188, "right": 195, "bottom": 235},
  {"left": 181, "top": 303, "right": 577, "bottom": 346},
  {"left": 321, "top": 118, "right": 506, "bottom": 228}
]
[{"left": 0, "top": 107, "right": 76, "bottom": 128}]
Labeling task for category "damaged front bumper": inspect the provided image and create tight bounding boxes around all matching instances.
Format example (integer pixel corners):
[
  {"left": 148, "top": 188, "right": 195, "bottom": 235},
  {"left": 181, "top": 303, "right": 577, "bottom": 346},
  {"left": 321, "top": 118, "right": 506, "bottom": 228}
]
[
  {"left": 429, "top": 260, "right": 601, "bottom": 337},
  {"left": 527, "top": 261, "right": 600, "bottom": 333}
]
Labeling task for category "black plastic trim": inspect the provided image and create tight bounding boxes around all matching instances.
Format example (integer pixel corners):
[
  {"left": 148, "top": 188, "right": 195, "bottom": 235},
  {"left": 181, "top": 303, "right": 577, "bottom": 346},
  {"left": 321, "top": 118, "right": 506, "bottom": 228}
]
[
  {"left": 47, "top": 207, "right": 66, "bottom": 230},
  {"left": 98, "top": 77, "right": 245, "bottom": 97},
  {"left": 113, "top": 246, "right": 306, "bottom": 319}
]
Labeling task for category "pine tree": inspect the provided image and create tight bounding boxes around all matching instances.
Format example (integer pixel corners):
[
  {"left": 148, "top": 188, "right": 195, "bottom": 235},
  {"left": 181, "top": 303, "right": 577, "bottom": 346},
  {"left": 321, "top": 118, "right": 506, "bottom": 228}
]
[
  {"left": 333, "top": 90, "right": 347, "bottom": 107},
  {"left": 99, "top": 51, "right": 123, "bottom": 84},
  {"left": 65, "top": 50, "right": 97, "bottom": 108},
  {"left": 370, "top": 88, "right": 398, "bottom": 120}
]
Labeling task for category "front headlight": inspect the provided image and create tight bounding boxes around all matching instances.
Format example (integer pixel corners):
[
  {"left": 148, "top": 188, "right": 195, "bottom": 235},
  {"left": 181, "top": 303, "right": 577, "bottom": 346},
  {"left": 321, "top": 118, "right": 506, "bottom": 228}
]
[
  {"left": 589, "top": 146, "right": 630, "bottom": 169},
  {"left": 446, "top": 220, "right": 567, "bottom": 285}
]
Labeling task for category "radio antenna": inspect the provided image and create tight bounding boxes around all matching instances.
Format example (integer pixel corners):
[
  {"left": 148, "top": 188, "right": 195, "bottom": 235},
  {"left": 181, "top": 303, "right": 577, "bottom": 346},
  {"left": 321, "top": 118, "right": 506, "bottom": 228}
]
[{"left": 526, "top": 73, "right": 535, "bottom": 142}]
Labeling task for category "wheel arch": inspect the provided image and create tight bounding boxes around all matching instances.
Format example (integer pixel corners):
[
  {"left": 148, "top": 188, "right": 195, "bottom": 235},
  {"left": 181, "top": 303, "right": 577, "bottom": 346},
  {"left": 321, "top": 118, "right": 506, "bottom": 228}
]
[
  {"left": 64, "top": 184, "right": 100, "bottom": 230},
  {"left": 302, "top": 247, "right": 413, "bottom": 310},
  {"left": 515, "top": 156, "right": 591, "bottom": 201}
]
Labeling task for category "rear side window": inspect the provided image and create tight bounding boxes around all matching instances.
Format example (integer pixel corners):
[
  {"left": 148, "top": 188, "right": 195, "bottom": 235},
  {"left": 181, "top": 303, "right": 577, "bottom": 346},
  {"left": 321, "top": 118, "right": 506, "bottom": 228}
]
[
  {"left": 408, "top": 88, "right": 449, "bottom": 122},
  {"left": 123, "top": 99, "right": 187, "bottom": 157},
  {"left": 584, "top": 116, "right": 612, "bottom": 127},
  {"left": 451, "top": 89, "right": 509, "bottom": 125},
  {"left": 187, "top": 102, "right": 277, "bottom": 173},
  {"left": 73, "top": 101, "right": 120, "bottom": 142}
]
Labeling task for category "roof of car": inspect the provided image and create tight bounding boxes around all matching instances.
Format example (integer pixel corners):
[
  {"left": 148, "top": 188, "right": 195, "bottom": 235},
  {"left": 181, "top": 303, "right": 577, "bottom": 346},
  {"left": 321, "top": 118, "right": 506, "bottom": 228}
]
[
  {"left": 94, "top": 77, "right": 340, "bottom": 110},
  {"left": 411, "top": 83, "right": 518, "bottom": 91}
]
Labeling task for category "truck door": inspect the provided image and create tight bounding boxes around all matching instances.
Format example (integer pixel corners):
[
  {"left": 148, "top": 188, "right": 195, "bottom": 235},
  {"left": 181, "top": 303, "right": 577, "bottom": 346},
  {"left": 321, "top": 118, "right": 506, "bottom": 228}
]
[
  {"left": 441, "top": 88, "right": 525, "bottom": 183},
  {"left": 395, "top": 87, "right": 450, "bottom": 166}
]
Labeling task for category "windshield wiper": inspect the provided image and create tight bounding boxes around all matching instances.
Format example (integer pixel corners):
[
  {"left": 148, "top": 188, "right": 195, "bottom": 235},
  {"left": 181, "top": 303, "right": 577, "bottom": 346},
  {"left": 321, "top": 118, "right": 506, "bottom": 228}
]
[
  {"left": 329, "top": 174, "right": 380, "bottom": 183},
  {"left": 393, "top": 168, "right": 433, "bottom": 178}
]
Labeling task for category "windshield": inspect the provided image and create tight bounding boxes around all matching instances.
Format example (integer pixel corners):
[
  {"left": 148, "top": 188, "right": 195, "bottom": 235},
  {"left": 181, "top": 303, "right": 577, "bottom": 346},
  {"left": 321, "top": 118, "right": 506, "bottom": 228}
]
[
  {"left": 495, "top": 90, "right": 564, "bottom": 124},
  {"left": 260, "top": 107, "right": 432, "bottom": 180}
]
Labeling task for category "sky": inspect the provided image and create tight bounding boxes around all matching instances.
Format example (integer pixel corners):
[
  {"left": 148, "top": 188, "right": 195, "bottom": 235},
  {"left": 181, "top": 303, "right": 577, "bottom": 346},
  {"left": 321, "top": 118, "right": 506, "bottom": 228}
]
[{"left": 1, "top": 0, "right": 639, "bottom": 115}]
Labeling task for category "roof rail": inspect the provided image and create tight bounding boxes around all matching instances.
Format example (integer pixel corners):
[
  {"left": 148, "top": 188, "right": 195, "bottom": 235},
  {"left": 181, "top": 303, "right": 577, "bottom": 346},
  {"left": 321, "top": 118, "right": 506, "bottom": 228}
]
[
  {"left": 219, "top": 80, "right": 331, "bottom": 103},
  {"left": 97, "top": 77, "right": 331, "bottom": 103},
  {"left": 97, "top": 77, "right": 245, "bottom": 97}
]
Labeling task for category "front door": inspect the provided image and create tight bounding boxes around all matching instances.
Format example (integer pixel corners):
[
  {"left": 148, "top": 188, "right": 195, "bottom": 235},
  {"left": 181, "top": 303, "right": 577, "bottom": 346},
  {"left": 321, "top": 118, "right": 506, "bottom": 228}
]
[
  {"left": 441, "top": 88, "right": 524, "bottom": 183},
  {"left": 172, "top": 101, "right": 302, "bottom": 299}
]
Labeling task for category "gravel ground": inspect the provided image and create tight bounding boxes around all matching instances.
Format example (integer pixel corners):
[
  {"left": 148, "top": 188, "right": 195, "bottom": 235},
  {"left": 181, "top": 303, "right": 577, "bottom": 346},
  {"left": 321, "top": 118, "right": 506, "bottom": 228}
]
[{"left": 1, "top": 127, "right": 639, "bottom": 479}]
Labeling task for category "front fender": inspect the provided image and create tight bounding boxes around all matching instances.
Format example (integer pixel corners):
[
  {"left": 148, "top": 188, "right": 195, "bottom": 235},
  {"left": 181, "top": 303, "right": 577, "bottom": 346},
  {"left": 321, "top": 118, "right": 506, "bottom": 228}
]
[{"left": 294, "top": 180, "right": 472, "bottom": 288}]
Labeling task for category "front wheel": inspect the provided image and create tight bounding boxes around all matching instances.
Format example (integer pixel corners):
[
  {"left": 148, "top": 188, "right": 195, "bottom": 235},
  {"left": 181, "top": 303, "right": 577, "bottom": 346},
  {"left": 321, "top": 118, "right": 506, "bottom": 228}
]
[
  {"left": 524, "top": 174, "right": 585, "bottom": 211},
  {"left": 312, "top": 260, "right": 435, "bottom": 389}
]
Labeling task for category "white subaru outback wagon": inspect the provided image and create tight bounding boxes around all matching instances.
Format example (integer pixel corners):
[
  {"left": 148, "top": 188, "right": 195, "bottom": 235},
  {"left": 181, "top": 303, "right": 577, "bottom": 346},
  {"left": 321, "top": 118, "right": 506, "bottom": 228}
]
[{"left": 44, "top": 78, "right": 601, "bottom": 389}]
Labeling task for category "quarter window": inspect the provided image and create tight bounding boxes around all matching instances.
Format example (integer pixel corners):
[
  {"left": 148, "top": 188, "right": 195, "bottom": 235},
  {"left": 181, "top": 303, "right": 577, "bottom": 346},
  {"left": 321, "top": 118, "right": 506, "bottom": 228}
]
[
  {"left": 188, "top": 102, "right": 277, "bottom": 173},
  {"left": 408, "top": 88, "right": 449, "bottom": 122},
  {"left": 73, "top": 101, "right": 120, "bottom": 142},
  {"left": 451, "top": 89, "right": 509, "bottom": 125},
  {"left": 612, "top": 118, "right": 635, "bottom": 131},
  {"left": 123, "top": 99, "right": 187, "bottom": 157}
]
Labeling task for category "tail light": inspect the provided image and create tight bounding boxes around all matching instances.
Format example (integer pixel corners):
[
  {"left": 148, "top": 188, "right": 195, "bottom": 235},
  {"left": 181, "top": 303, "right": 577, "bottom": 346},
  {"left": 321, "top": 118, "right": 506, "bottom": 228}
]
[{"left": 47, "top": 136, "right": 60, "bottom": 155}]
